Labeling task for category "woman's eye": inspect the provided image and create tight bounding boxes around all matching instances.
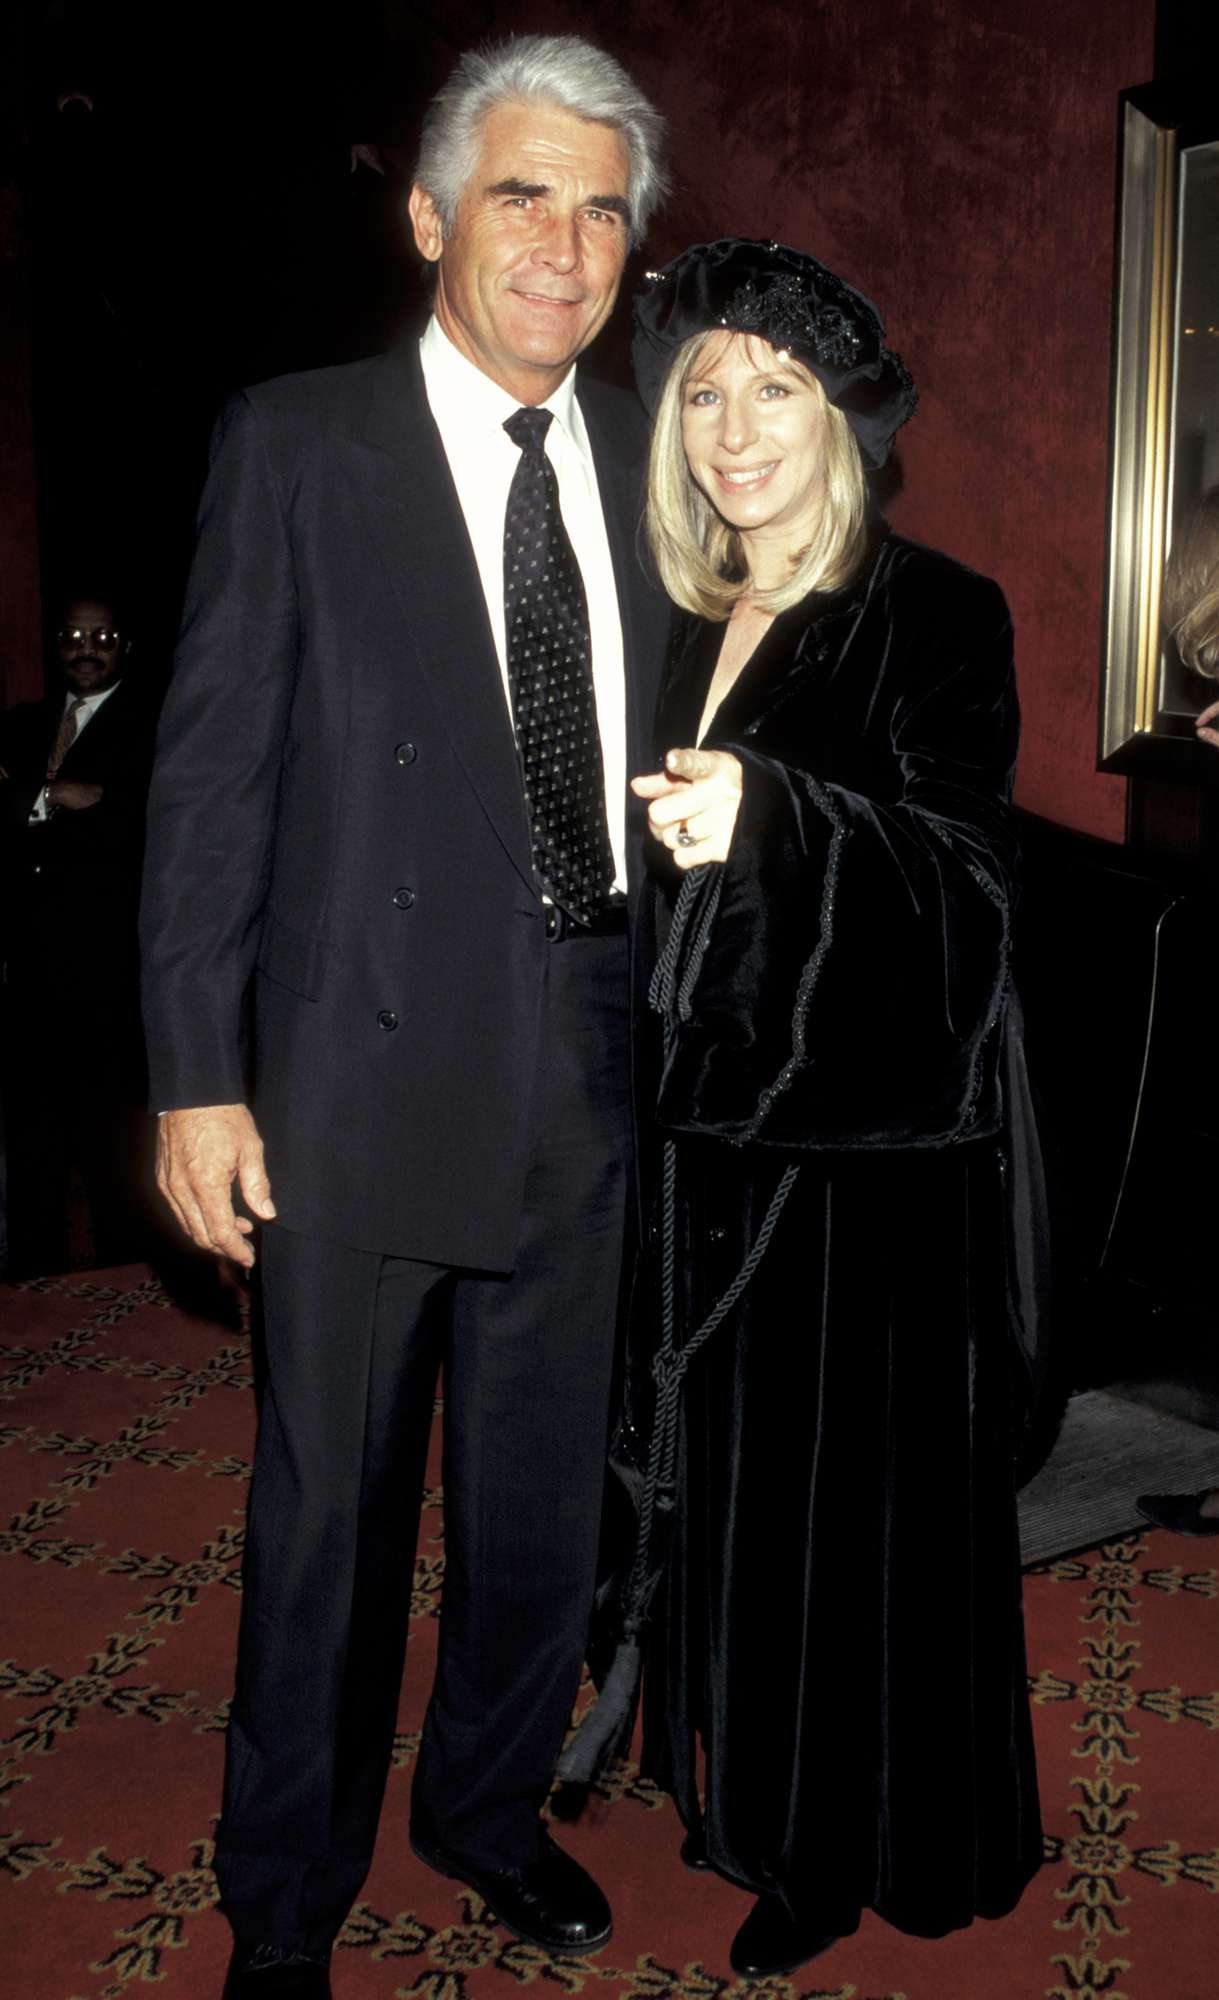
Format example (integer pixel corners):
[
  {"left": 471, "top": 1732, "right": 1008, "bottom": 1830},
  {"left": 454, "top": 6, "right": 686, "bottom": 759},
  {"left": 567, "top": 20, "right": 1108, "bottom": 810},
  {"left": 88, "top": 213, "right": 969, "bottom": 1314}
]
[
  {"left": 689, "top": 389, "right": 719, "bottom": 407},
  {"left": 759, "top": 383, "right": 790, "bottom": 399}
]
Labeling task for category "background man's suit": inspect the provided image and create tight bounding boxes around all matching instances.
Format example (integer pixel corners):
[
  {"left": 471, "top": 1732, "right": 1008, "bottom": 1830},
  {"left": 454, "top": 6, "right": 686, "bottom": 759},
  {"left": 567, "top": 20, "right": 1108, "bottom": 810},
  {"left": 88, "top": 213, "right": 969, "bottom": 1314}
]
[
  {"left": 140, "top": 339, "right": 667, "bottom": 1949},
  {"left": 2, "top": 675, "right": 157, "bottom": 1271}
]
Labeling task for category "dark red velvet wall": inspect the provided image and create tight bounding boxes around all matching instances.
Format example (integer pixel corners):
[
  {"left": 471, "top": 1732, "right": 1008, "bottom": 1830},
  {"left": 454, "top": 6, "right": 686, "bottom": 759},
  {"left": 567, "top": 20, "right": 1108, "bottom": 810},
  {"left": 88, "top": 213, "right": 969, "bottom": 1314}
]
[
  {"left": 506, "top": 0, "right": 1152, "bottom": 835},
  {"left": 9, "top": 1, "right": 1157, "bottom": 837},
  {"left": 593, "top": 0, "right": 1156, "bottom": 836}
]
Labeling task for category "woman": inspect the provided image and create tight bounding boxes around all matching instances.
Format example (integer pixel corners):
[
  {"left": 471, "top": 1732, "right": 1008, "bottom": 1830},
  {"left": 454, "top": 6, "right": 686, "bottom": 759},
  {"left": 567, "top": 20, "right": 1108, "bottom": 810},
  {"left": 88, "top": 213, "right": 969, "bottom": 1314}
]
[
  {"left": 1137, "top": 483, "right": 1219, "bottom": 1534},
  {"left": 1165, "top": 482, "right": 1219, "bottom": 743},
  {"left": 611, "top": 240, "right": 1042, "bottom": 1976}
]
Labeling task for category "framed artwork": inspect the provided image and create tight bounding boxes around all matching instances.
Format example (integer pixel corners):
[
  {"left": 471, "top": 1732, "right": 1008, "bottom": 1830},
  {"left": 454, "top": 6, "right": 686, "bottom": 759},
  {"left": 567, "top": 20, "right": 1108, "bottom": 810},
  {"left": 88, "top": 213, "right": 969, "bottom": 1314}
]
[{"left": 1100, "top": 85, "right": 1219, "bottom": 770}]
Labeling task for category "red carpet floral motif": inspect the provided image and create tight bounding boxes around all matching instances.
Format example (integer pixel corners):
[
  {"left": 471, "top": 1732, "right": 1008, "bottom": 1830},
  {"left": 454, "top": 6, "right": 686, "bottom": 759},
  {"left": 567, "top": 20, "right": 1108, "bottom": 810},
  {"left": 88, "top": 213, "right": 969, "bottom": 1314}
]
[{"left": 2, "top": 1267, "right": 1218, "bottom": 1999}]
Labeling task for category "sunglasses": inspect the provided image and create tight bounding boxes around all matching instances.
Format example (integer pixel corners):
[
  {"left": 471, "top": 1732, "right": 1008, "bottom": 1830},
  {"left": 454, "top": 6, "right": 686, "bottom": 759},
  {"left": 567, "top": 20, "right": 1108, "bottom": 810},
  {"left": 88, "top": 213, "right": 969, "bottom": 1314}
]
[{"left": 58, "top": 626, "right": 122, "bottom": 650}]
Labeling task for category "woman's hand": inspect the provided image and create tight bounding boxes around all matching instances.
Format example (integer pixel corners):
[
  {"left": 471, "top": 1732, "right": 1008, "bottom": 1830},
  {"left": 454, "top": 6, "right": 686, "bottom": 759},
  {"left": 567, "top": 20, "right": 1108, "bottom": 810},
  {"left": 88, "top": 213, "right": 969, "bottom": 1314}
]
[
  {"left": 1196, "top": 697, "right": 1219, "bottom": 750},
  {"left": 631, "top": 747, "right": 744, "bottom": 867}
]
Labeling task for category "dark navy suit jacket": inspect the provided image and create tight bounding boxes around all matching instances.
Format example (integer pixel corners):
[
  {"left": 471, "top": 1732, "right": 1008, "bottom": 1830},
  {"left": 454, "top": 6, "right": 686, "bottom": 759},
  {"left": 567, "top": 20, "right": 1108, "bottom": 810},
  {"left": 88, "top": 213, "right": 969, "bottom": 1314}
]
[{"left": 140, "top": 342, "right": 668, "bottom": 1268}]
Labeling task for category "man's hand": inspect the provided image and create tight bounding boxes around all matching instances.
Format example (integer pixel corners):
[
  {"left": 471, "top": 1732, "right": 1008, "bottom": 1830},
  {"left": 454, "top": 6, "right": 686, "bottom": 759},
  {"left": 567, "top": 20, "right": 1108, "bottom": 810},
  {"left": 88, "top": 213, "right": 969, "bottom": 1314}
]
[
  {"left": 1196, "top": 697, "right": 1219, "bottom": 751},
  {"left": 157, "top": 1105, "right": 277, "bottom": 1269},
  {"left": 46, "top": 780, "right": 103, "bottom": 811},
  {"left": 631, "top": 747, "right": 744, "bottom": 868}
]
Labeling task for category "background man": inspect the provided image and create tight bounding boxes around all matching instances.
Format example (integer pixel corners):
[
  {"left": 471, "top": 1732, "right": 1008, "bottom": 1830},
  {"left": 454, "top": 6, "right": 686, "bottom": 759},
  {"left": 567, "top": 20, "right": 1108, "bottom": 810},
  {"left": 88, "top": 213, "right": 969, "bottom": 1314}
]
[
  {"left": 139, "top": 35, "right": 668, "bottom": 2000},
  {"left": 0, "top": 592, "right": 156, "bottom": 1275}
]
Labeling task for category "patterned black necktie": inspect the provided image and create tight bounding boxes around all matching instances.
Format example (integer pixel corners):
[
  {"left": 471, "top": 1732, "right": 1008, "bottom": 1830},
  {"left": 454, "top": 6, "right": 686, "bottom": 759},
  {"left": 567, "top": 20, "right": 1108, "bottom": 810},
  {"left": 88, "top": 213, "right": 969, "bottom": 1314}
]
[{"left": 503, "top": 405, "right": 615, "bottom": 925}]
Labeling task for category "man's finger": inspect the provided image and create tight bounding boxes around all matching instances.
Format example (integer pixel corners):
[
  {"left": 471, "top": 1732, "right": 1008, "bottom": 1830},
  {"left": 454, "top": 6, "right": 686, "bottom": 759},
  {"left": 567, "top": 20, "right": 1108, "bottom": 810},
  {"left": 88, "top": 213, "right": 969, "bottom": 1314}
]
[
  {"left": 237, "top": 1144, "right": 277, "bottom": 1221},
  {"left": 156, "top": 1172, "right": 196, "bottom": 1246},
  {"left": 195, "top": 1184, "right": 256, "bottom": 1265}
]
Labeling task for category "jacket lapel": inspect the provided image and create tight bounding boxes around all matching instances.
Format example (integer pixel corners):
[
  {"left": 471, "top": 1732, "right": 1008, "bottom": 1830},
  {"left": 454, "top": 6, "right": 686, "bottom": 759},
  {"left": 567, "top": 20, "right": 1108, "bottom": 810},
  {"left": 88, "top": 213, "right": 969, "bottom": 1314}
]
[
  {"left": 339, "top": 345, "right": 534, "bottom": 890},
  {"left": 579, "top": 386, "right": 660, "bottom": 785}
]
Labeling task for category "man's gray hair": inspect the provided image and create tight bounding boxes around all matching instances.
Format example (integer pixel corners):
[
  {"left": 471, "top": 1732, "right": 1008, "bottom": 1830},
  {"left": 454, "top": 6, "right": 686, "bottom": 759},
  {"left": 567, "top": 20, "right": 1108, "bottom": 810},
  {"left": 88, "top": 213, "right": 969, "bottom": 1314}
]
[{"left": 415, "top": 34, "right": 667, "bottom": 248}]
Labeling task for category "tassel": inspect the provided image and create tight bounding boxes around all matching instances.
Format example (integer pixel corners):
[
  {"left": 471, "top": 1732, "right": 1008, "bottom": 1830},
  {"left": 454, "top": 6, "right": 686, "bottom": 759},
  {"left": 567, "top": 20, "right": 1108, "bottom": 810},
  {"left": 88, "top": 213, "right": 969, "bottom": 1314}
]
[{"left": 556, "top": 1637, "right": 642, "bottom": 1784}]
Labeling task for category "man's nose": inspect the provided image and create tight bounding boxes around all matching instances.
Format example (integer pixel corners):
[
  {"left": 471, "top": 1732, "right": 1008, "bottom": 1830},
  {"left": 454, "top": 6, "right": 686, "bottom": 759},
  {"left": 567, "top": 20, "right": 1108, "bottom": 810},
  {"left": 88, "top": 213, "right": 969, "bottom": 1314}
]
[{"left": 532, "top": 210, "right": 582, "bottom": 272}]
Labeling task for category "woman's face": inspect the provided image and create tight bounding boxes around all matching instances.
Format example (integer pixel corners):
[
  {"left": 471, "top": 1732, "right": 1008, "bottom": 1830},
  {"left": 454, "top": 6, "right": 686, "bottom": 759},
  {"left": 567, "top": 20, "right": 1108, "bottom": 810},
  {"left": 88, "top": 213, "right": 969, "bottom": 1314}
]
[{"left": 680, "top": 333, "right": 827, "bottom": 552}]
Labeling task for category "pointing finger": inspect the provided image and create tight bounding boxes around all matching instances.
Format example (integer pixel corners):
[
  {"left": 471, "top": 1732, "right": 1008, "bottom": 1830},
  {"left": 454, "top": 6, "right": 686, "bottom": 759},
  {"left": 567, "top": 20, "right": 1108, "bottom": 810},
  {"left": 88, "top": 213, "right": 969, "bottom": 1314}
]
[{"left": 664, "top": 747, "right": 717, "bottom": 781}]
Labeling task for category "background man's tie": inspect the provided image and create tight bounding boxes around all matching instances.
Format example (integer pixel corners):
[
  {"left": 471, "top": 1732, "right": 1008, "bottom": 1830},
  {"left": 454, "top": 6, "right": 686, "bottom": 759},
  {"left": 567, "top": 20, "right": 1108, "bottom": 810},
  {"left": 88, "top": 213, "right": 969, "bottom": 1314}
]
[
  {"left": 46, "top": 695, "right": 87, "bottom": 780},
  {"left": 503, "top": 406, "right": 615, "bottom": 925}
]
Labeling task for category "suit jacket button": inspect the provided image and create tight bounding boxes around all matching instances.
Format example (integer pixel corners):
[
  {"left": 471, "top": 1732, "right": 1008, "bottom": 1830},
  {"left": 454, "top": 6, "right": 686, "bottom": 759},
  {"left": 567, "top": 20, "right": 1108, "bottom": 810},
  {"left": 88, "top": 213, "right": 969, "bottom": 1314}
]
[
  {"left": 377, "top": 1009, "right": 399, "bottom": 1032},
  {"left": 392, "top": 886, "right": 415, "bottom": 910},
  {"left": 395, "top": 741, "right": 418, "bottom": 765}
]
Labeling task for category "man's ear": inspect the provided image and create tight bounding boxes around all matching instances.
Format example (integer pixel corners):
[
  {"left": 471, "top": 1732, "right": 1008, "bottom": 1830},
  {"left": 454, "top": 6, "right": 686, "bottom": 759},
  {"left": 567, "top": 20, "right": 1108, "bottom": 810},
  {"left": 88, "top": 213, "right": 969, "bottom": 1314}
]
[{"left": 408, "top": 183, "right": 445, "bottom": 263}]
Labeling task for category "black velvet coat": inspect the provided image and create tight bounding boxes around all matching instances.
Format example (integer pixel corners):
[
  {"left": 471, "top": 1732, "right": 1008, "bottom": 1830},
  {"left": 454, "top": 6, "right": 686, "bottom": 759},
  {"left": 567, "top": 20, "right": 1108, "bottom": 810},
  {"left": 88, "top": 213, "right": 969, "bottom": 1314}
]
[{"left": 636, "top": 529, "right": 1043, "bottom": 1939}]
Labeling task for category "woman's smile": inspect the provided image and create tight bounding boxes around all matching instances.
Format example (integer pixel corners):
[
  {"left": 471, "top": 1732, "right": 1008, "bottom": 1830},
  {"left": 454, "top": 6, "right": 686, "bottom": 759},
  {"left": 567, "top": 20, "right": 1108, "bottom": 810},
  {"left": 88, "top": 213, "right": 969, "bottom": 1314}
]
[{"left": 714, "top": 460, "right": 780, "bottom": 488}]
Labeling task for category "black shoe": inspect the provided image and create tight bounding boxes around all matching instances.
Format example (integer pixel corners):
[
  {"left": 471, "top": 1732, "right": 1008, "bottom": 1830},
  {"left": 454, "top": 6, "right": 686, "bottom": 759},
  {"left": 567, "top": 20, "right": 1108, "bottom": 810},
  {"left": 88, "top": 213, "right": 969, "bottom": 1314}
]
[
  {"left": 680, "top": 1829, "right": 710, "bottom": 1871},
  {"left": 410, "top": 1826, "right": 612, "bottom": 1955},
  {"left": 222, "top": 1942, "right": 332, "bottom": 1997},
  {"left": 729, "top": 1895, "right": 837, "bottom": 1979},
  {"left": 1136, "top": 1490, "right": 1219, "bottom": 1537}
]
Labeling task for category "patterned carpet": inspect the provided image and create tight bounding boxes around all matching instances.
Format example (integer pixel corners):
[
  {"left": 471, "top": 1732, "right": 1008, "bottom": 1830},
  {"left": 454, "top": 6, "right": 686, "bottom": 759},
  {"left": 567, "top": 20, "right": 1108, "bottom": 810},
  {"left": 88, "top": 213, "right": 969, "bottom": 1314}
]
[{"left": 2, "top": 1265, "right": 1218, "bottom": 2000}]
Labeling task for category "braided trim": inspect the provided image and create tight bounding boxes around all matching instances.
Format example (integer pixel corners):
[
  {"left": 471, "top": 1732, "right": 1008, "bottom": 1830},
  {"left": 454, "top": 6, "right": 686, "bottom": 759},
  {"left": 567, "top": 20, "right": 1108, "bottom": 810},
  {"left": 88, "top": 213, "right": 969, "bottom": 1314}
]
[
  {"left": 925, "top": 821, "right": 1011, "bottom": 1133},
  {"left": 739, "top": 774, "right": 847, "bottom": 1142}
]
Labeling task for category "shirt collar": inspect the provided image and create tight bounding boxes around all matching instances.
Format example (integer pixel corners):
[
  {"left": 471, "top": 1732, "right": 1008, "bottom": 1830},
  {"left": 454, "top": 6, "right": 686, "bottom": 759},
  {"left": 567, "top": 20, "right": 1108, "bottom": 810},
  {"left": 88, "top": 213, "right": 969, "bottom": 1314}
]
[
  {"left": 420, "top": 314, "right": 581, "bottom": 445},
  {"left": 65, "top": 680, "right": 121, "bottom": 715}
]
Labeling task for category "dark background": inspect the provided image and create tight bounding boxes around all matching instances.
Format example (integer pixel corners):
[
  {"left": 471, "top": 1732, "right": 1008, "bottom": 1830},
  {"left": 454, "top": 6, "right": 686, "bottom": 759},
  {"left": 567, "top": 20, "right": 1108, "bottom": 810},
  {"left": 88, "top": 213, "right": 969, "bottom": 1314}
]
[{"left": 5, "top": 0, "right": 1213, "bottom": 843}]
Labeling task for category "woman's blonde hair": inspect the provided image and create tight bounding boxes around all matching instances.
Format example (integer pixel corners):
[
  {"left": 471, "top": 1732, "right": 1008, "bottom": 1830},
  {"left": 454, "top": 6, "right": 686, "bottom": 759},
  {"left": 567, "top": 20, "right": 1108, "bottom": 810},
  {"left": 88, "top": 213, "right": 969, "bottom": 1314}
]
[
  {"left": 1164, "top": 486, "right": 1219, "bottom": 679},
  {"left": 645, "top": 330, "right": 868, "bottom": 620}
]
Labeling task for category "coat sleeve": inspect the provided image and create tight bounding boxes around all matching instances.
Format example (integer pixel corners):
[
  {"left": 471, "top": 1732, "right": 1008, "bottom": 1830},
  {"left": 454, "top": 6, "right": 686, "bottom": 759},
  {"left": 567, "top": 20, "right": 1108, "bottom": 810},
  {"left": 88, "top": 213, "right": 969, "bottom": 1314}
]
[
  {"left": 139, "top": 392, "right": 300, "bottom": 1111},
  {"left": 656, "top": 564, "right": 1018, "bottom": 1150}
]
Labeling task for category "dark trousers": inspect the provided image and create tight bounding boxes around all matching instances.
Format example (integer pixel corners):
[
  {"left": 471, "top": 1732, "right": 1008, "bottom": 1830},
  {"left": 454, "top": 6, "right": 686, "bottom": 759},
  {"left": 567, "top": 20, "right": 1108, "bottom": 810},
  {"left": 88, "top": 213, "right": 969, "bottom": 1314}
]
[
  {"left": 2, "top": 952, "right": 150, "bottom": 1276},
  {"left": 215, "top": 934, "right": 631, "bottom": 1952}
]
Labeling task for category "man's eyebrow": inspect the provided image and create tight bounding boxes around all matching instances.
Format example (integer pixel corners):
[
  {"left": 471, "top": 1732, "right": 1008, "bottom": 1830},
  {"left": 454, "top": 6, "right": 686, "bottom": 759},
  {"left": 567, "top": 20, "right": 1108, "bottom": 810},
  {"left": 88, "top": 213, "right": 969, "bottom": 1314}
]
[
  {"left": 485, "top": 177, "right": 630, "bottom": 221},
  {"left": 487, "top": 178, "right": 550, "bottom": 199}
]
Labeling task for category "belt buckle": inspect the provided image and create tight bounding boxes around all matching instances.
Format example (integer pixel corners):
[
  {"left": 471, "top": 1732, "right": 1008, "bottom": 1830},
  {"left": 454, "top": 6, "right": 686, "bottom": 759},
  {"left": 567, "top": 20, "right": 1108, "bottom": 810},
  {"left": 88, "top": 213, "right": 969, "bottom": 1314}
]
[{"left": 544, "top": 903, "right": 566, "bottom": 941}]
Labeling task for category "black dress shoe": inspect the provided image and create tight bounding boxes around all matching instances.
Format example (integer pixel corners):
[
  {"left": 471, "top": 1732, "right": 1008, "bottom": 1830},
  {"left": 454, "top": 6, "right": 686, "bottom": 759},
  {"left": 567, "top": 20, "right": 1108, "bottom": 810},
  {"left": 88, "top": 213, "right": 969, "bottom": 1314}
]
[
  {"left": 680, "top": 1829, "right": 710, "bottom": 1870},
  {"left": 729, "top": 1895, "right": 837, "bottom": 1979},
  {"left": 222, "top": 1942, "right": 332, "bottom": 1997},
  {"left": 410, "top": 1827, "right": 612, "bottom": 1955},
  {"left": 1136, "top": 1490, "right": 1219, "bottom": 1537}
]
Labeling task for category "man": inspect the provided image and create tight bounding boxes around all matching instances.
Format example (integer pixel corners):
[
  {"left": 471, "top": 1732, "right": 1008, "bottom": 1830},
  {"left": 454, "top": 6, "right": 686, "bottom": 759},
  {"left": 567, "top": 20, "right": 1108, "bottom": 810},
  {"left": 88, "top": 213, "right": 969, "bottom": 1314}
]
[
  {"left": 1, "top": 594, "right": 156, "bottom": 1275},
  {"left": 139, "top": 35, "right": 668, "bottom": 2000}
]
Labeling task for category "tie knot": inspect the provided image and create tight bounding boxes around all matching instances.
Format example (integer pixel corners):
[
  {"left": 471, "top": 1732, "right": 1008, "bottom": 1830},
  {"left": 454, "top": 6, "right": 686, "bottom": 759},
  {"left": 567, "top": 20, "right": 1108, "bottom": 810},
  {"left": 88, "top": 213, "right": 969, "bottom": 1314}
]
[{"left": 504, "top": 406, "right": 553, "bottom": 454}]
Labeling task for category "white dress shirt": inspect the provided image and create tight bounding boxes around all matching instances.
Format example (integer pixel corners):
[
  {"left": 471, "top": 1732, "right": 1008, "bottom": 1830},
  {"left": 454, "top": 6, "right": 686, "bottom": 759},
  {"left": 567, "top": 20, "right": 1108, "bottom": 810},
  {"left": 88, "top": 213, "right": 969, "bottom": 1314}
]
[
  {"left": 418, "top": 316, "right": 628, "bottom": 894},
  {"left": 29, "top": 679, "right": 122, "bottom": 823}
]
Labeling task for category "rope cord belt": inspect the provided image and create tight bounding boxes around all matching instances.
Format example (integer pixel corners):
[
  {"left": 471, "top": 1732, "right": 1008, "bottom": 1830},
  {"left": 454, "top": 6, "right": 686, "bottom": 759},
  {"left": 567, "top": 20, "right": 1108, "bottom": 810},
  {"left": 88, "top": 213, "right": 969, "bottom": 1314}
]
[{"left": 558, "top": 867, "right": 801, "bottom": 1784}]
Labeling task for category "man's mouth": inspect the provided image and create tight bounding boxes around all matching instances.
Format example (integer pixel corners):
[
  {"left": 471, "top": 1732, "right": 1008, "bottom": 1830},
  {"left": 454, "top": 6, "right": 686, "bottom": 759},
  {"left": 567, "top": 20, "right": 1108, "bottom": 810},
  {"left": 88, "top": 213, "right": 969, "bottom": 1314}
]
[{"left": 511, "top": 288, "right": 583, "bottom": 307}]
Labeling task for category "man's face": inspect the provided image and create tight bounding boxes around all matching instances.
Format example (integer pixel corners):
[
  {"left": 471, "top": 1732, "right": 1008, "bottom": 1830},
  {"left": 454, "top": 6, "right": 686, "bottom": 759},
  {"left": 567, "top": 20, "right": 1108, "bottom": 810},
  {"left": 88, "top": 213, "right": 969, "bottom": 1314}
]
[
  {"left": 57, "top": 598, "right": 125, "bottom": 694},
  {"left": 409, "top": 100, "right": 631, "bottom": 404}
]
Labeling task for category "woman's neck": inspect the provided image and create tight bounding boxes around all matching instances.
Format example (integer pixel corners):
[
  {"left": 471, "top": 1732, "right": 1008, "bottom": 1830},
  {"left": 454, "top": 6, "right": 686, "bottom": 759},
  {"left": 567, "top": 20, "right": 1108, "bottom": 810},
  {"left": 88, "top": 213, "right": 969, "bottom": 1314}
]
[{"left": 739, "top": 506, "right": 822, "bottom": 594}]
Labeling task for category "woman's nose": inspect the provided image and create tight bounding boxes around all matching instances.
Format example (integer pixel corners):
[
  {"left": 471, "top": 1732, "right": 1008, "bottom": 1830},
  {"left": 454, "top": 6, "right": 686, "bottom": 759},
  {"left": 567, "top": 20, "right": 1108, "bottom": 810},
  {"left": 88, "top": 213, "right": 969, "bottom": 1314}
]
[{"left": 719, "top": 396, "right": 758, "bottom": 453}]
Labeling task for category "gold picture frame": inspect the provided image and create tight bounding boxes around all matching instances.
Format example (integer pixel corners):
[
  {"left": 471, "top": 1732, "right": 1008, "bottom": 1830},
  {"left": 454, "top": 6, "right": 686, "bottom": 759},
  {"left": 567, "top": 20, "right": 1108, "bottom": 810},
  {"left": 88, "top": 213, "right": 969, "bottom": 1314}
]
[{"left": 1100, "top": 86, "right": 1219, "bottom": 770}]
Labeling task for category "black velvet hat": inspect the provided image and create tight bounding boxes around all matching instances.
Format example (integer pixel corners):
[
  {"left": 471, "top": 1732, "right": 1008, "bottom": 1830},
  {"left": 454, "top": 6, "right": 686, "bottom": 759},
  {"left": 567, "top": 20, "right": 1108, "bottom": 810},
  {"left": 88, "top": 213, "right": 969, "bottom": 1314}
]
[{"left": 633, "top": 237, "right": 917, "bottom": 469}]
